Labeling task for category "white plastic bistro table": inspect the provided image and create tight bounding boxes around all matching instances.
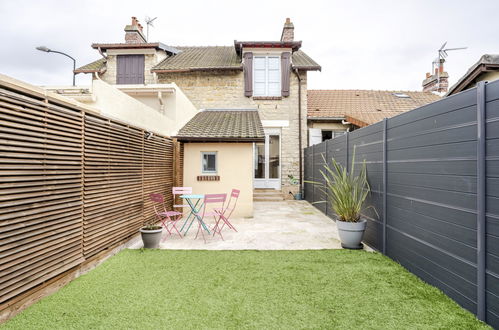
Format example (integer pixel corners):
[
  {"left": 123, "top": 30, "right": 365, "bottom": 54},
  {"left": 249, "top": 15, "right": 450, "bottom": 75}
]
[{"left": 179, "top": 194, "right": 210, "bottom": 235}]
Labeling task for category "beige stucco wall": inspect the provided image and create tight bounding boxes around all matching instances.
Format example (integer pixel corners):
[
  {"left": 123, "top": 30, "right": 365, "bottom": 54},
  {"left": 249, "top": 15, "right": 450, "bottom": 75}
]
[
  {"left": 465, "top": 71, "right": 499, "bottom": 89},
  {"left": 89, "top": 80, "right": 176, "bottom": 135},
  {"left": 183, "top": 143, "right": 253, "bottom": 218},
  {"left": 158, "top": 70, "right": 308, "bottom": 197}
]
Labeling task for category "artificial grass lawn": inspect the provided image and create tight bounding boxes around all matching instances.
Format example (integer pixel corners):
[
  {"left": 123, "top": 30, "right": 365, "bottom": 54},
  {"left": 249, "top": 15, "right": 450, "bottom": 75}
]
[{"left": 2, "top": 250, "right": 489, "bottom": 330}]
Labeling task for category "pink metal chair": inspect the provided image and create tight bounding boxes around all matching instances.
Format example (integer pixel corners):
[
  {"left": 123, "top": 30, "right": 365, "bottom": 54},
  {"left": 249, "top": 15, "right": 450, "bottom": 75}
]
[
  {"left": 172, "top": 187, "right": 193, "bottom": 210},
  {"left": 149, "top": 193, "right": 183, "bottom": 240},
  {"left": 195, "top": 194, "right": 227, "bottom": 242},
  {"left": 172, "top": 187, "right": 195, "bottom": 232},
  {"left": 213, "top": 189, "right": 240, "bottom": 235}
]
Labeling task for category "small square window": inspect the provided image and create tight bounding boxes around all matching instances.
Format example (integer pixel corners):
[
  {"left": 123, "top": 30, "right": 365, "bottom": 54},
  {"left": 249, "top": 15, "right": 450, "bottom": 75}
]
[{"left": 201, "top": 152, "right": 217, "bottom": 173}]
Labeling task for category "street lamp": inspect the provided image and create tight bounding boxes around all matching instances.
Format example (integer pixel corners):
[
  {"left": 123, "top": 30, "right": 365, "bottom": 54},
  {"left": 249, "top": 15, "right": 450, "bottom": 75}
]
[{"left": 36, "top": 46, "right": 76, "bottom": 86}]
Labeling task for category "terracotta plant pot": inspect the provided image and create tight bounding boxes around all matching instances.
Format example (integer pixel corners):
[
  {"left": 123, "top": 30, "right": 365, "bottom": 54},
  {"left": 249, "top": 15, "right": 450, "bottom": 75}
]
[
  {"left": 336, "top": 218, "right": 366, "bottom": 249},
  {"left": 139, "top": 226, "right": 162, "bottom": 249}
]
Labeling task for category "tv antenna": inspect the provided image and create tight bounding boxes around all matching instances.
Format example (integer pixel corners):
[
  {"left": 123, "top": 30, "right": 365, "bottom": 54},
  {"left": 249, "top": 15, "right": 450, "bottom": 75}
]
[
  {"left": 145, "top": 16, "right": 158, "bottom": 41},
  {"left": 432, "top": 41, "right": 467, "bottom": 91}
]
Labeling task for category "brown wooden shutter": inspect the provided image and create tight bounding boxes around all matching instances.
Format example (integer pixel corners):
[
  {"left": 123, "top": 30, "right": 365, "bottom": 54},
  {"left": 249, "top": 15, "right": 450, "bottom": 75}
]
[
  {"left": 117, "top": 55, "right": 145, "bottom": 84},
  {"left": 281, "top": 52, "right": 291, "bottom": 97},
  {"left": 243, "top": 52, "right": 253, "bottom": 97}
]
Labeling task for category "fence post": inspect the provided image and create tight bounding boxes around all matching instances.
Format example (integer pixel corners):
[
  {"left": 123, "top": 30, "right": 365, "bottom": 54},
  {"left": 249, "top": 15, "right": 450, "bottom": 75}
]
[
  {"left": 345, "top": 131, "right": 349, "bottom": 169},
  {"left": 382, "top": 118, "right": 387, "bottom": 255},
  {"left": 325, "top": 140, "right": 329, "bottom": 216},
  {"left": 476, "top": 81, "right": 487, "bottom": 322},
  {"left": 312, "top": 144, "right": 316, "bottom": 204}
]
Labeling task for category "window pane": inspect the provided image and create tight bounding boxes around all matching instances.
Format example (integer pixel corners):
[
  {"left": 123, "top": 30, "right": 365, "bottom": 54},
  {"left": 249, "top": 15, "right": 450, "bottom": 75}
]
[
  {"left": 268, "top": 82, "right": 280, "bottom": 96},
  {"left": 254, "top": 82, "right": 266, "bottom": 96},
  {"left": 202, "top": 153, "right": 216, "bottom": 172},
  {"left": 254, "top": 57, "right": 266, "bottom": 69},
  {"left": 268, "top": 69, "right": 280, "bottom": 82},
  {"left": 267, "top": 57, "right": 280, "bottom": 69},
  {"left": 254, "top": 69, "right": 266, "bottom": 83}
]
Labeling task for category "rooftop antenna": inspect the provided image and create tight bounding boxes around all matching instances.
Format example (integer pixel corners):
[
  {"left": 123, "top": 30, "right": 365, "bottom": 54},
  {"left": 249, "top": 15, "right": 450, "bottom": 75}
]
[
  {"left": 145, "top": 16, "right": 158, "bottom": 42},
  {"left": 433, "top": 41, "right": 467, "bottom": 91}
]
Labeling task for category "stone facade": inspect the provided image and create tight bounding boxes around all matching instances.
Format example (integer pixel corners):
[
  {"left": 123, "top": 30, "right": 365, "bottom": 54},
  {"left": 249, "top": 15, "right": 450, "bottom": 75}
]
[
  {"left": 99, "top": 51, "right": 166, "bottom": 85},
  {"left": 157, "top": 70, "right": 308, "bottom": 197}
]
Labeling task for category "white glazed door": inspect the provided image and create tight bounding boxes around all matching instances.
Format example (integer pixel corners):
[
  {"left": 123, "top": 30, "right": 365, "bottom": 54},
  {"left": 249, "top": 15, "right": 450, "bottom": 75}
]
[{"left": 253, "top": 128, "right": 281, "bottom": 190}]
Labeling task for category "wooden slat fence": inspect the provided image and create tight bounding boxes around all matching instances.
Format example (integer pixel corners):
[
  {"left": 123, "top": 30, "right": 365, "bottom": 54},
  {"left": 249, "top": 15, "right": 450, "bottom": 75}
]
[{"left": 0, "top": 85, "right": 174, "bottom": 307}]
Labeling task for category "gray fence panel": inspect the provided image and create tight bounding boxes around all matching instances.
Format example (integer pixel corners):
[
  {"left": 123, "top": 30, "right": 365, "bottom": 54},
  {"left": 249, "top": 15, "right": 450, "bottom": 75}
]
[
  {"left": 303, "top": 79, "right": 499, "bottom": 328},
  {"left": 485, "top": 81, "right": 499, "bottom": 324},
  {"left": 312, "top": 143, "right": 327, "bottom": 213}
]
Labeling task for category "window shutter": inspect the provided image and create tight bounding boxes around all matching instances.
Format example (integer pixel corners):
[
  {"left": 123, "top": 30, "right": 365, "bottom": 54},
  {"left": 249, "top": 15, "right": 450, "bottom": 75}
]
[
  {"left": 309, "top": 128, "right": 322, "bottom": 146},
  {"left": 281, "top": 52, "right": 291, "bottom": 97},
  {"left": 244, "top": 52, "right": 253, "bottom": 97}
]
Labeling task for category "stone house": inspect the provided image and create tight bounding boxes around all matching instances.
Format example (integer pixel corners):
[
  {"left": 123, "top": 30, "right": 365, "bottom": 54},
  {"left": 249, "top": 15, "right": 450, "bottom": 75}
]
[{"left": 75, "top": 17, "right": 321, "bottom": 199}]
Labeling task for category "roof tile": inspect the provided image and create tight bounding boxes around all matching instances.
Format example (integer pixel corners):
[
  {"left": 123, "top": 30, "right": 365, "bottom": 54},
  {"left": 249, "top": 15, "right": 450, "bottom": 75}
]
[
  {"left": 308, "top": 90, "right": 441, "bottom": 126},
  {"left": 175, "top": 110, "right": 265, "bottom": 142}
]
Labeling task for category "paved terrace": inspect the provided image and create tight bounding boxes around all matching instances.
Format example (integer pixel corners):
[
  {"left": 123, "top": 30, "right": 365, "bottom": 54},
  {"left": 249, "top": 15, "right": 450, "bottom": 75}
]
[{"left": 130, "top": 201, "right": 370, "bottom": 250}]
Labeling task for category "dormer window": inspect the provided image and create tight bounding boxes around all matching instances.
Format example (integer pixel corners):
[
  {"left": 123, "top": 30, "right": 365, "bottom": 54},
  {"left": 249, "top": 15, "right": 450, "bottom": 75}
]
[
  {"left": 253, "top": 56, "right": 281, "bottom": 97},
  {"left": 117, "top": 55, "right": 145, "bottom": 84}
]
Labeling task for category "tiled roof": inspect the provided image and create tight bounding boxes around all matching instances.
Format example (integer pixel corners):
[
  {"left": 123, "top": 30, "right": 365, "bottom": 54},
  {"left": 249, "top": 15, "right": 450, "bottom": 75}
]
[
  {"left": 74, "top": 58, "right": 106, "bottom": 73},
  {"left": 152, "top": 46, "right": 242, "bottom": 71},
  {"left": 308, "top": 90, "right": 441, "bottom": 127},
  {"left": 174, "top": 110, "right": 265, "bottom": 142},
  {"left": 292, "top": 50, "right": 321, "bottom": 70},
  {"left": 77, "top": 46, "right": 320, "bottom": 73}
]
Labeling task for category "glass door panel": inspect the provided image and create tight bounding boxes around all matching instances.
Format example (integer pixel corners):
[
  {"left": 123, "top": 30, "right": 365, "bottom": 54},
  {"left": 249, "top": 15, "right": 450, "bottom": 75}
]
[
  {"left": 254, "top": 142, "right": 265, "bottom": 179},
  {"left": 269, "top": 135, "right": 280, "bottom": 179}
]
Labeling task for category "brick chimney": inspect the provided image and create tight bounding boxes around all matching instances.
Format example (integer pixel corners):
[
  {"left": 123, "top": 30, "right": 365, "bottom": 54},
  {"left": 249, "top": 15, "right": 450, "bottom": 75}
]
[
  {"left": 280, "top": 18, "right": 294, "bottom": 42},
  {"left": 125, "top": 17, "right": 147, "bottom": 44},
  {"left": 422, "top": 59, "right": 449, "bottom": 93}
]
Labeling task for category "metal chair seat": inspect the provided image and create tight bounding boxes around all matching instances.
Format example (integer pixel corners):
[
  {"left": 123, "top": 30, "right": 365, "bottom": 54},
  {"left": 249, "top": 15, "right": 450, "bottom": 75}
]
[{"left": 159, "top": 211, "right": 182, "bottom": 217}]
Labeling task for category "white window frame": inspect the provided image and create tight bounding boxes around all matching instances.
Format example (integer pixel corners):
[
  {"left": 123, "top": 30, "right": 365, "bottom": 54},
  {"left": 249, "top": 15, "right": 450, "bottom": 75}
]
[
  {"left": 201, "top": 152, "right": 217, "bottom": 174},
  {"left": 253, "top": 56, "right": 281, "bottom": 97}
]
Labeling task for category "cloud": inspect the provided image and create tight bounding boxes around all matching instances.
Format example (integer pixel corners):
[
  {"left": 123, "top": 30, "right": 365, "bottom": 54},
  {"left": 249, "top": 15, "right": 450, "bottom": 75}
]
[{"left": 1, "top": 0, "right": 498, "bottom": 90}]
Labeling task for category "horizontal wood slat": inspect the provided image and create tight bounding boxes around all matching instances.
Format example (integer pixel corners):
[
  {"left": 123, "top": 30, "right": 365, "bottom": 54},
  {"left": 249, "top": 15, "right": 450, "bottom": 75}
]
[{"left": 0, "top": 86, "right": 174, "bottom": 308}]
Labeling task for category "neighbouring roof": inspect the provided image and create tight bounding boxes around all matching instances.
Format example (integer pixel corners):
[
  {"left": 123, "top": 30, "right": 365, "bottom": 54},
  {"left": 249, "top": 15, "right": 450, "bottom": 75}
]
[
  {"left": 74, "top": 58, "right": 106, "bottom": 73},
  {"left": 447, "top": 54, "right": 499, "bottom": 96},
  {"left": 174, "top": 110, "right": 265, "bottom": 142},
  {"left": 307, "top": 90, "right": 441, "bottom": 127}
]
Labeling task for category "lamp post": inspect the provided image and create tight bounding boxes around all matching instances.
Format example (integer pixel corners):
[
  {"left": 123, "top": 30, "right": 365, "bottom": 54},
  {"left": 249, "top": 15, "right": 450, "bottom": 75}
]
[{"left": 36, "top": 46, "right": 76, "bottom": 86}]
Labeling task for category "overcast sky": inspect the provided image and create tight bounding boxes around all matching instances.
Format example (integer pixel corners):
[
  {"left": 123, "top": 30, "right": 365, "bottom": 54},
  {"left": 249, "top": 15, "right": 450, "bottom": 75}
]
[{"left": 1, "top": 0, "right": 498, "bottom": 91}]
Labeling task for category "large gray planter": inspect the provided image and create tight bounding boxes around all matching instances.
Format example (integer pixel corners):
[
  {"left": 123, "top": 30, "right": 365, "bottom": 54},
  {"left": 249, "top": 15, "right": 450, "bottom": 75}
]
[
  {"left": 140, "top": 227, "right": 163, "bottom": 249},
  {"left": 336, "top": 219, "right": 367, "bottom": 249}
]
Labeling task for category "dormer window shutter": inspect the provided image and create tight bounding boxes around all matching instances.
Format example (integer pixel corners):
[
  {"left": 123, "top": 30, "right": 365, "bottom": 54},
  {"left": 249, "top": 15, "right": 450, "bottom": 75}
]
[
  {"left": 281, "top": 52, "right": 291, "bottom": 97},
  {"left": 243, "top": 52, "right": 253, "bottom": 97}
]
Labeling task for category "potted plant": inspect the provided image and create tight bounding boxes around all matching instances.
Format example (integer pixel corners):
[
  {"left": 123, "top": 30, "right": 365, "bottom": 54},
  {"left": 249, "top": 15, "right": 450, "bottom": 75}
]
[
  {"left": 288, "top": 175, "right": 302, "bottom": 200},
  {"left": 317, "top": 150, "right": 373, "bottom": 249},
  {"left": 139, "top": 220, "right": 163, "bottom": 249}
]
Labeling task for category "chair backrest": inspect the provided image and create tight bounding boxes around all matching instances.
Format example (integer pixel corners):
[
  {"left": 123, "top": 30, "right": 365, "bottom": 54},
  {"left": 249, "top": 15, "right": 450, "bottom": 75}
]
[
  {"left": 150, "top": 193, "right": 165, "bottom": 204},
  {"left": 172, "top": 187, "right": 193, "bottom": 195},
  {"left": 231, "top": 189, "right": 240, "bottom": 198},
  {"left": 204, "top": 193, "right": 227, "bottom": 204},
  {"left": 149, "top": 193, "right": 167, "bottom": 219},
  {"left": 223, "top": 189, "right": 240, "bottom": 219}
]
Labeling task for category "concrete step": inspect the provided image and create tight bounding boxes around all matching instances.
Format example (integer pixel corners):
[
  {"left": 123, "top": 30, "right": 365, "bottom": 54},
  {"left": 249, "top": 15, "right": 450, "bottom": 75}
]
[
  {"left": 253, "top": 189, "right": 284, "bottom": 201},
  {"left": 253, "top": 191, "right": 283, "bottom": 197},
  {"left": 253, "top": 196, "right": 284, "bottom": 202}
]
